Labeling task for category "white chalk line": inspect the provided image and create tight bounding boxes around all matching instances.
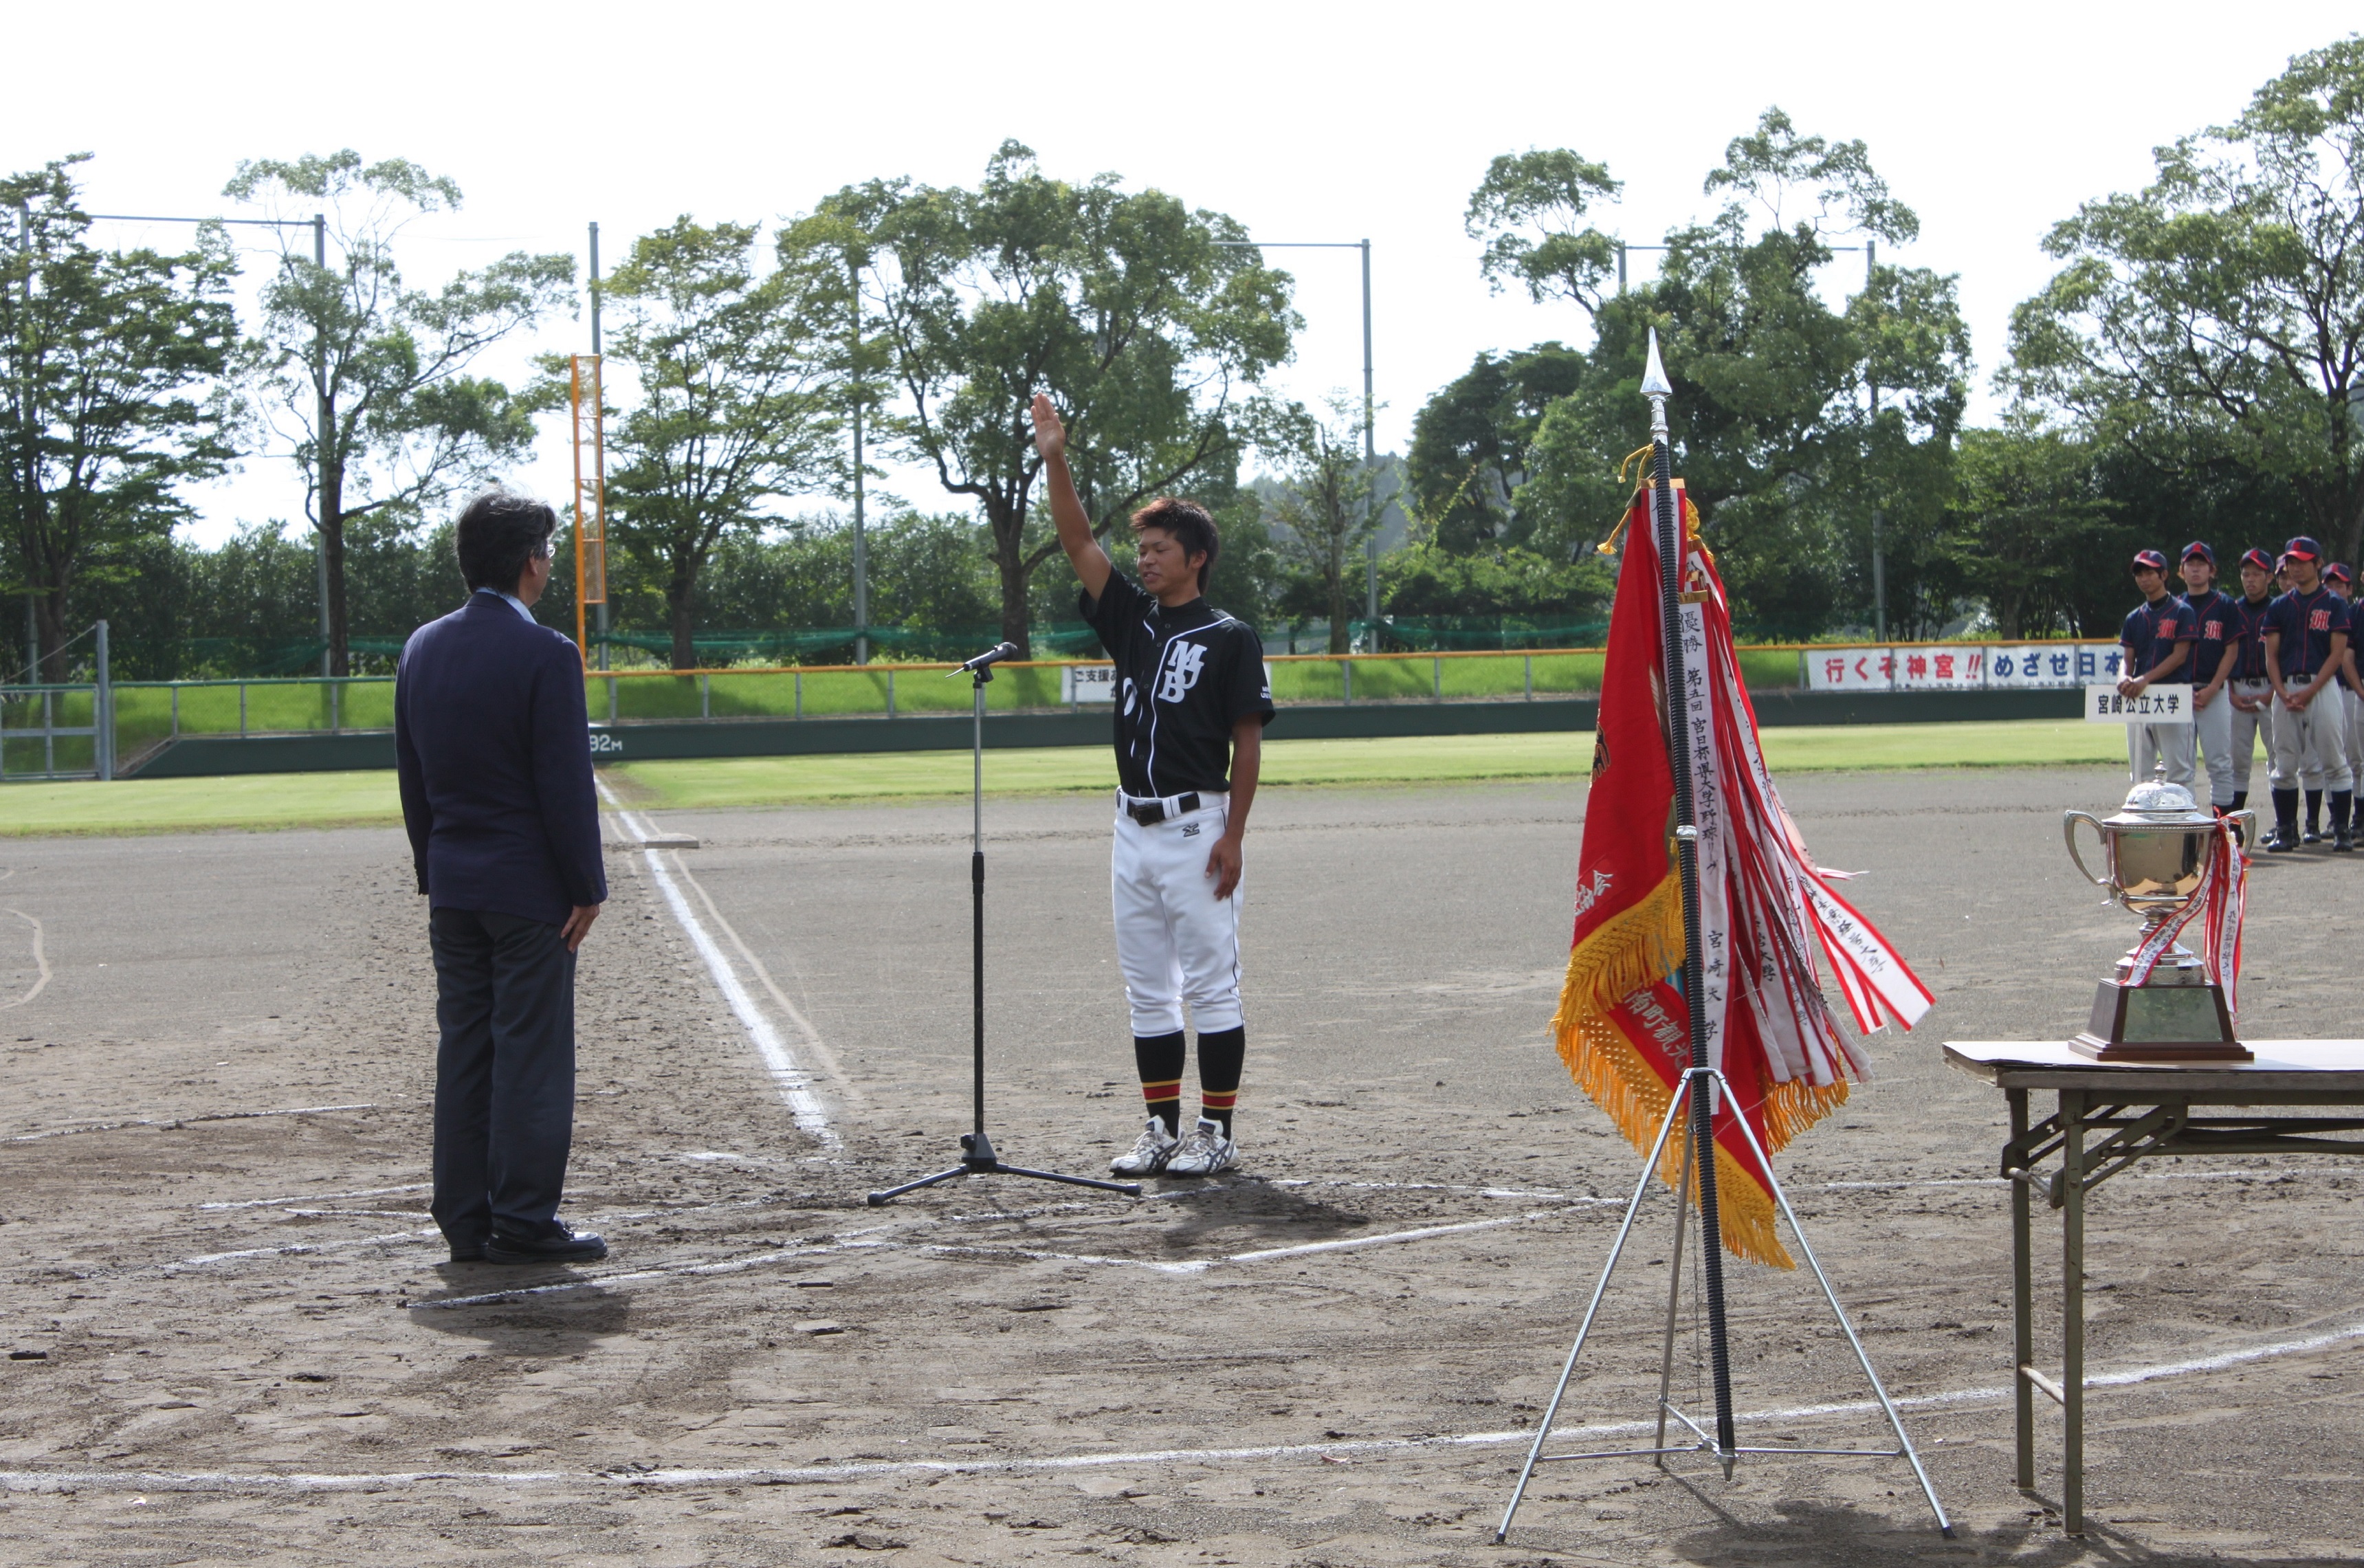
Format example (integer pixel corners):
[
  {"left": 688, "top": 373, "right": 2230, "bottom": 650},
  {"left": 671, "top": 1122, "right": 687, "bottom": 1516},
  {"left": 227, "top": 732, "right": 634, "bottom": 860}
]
[
  {"left": 1, "top": 907, "right": 49, "bottom": 1011},
  {"left": 199, "top": 1183, "right": 432, "bottom": 1212},
  {"left": 597, "top": 777, "right": 836, "bottom": 1146},
  {"left": 2, "top": 1103, "right": 376, "bottom": 1145},
  {"left": 10, "top": 1312, "right": 2362, "bottom": 1496}
]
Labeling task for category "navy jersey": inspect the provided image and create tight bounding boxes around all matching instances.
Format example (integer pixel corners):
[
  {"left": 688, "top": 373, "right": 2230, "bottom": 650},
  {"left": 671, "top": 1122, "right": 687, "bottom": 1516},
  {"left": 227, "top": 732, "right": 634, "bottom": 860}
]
[
  {"left": 2229, "top": 593, "right": 2275, "bottom": 680},
  {"left": 2264, "top": 586, "right": 2350, "bottom": 679},
  {"left": 2119, "top": 595, "right": 2196, "bottom": 678},
  {"left": 1079, "top": 573, "right": 1274, "bottom": 797},
  {"left": 2178, "top": 588, "right": 2242, "bottom": 685}
]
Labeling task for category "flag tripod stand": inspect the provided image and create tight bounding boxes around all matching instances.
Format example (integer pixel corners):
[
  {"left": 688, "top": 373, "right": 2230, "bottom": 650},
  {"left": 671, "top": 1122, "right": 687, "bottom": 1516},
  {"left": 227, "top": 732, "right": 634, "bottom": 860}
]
[
  {"left": 866, "top": 643, "right": 1142, "bottom": 1206},
  {"left": 1492, "top": 1064, "right": 1954, "bottom": 1541},
  {"left": 1496, "top": 332, "right": 1949, "bottom": 1542}
]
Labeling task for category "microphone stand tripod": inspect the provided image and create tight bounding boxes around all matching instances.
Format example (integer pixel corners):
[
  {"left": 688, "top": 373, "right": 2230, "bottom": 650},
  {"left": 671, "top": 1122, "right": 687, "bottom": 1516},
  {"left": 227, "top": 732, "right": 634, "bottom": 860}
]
[{"left": 868, "top": 644, "right": 1142, "bottom": 1205}]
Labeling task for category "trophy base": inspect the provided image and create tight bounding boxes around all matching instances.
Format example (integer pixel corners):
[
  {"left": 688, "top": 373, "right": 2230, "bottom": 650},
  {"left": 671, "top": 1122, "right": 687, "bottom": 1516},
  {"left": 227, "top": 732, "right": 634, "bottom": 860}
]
[{"left": 2070, "top": 978, "right": 2252, "bottom": 1063}]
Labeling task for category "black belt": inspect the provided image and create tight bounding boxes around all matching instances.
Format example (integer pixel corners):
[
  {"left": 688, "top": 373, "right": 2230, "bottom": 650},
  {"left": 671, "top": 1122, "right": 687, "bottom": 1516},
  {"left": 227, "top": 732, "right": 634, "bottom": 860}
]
[{"left": 1125, "top": 792, "right": 1202, "bottom": 825}]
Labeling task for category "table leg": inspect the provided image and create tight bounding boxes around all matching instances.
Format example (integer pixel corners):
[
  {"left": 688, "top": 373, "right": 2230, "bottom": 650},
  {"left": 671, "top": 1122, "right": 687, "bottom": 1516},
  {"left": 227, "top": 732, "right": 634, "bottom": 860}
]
[
  {"left": 2061, "top": 1089, "right": 2086, "bottom": 1537},
  {"left": 2009, "top": 1086, "right": 2033, "bottom": 1491}
]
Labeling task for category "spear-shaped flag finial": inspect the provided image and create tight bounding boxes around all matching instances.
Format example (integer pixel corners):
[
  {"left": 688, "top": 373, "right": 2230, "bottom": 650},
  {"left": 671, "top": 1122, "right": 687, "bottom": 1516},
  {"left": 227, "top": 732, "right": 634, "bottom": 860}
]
[
  {"left": 1640, "top": 326, "right": 1672, "bottom": 398},
  {"left": 1641, "top": 327, "right": 1672, "bottom": 440}
]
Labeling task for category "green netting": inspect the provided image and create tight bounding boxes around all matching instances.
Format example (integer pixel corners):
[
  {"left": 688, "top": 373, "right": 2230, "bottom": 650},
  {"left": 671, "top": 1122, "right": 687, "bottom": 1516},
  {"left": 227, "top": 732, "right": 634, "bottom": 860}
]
[{"left": 591, "top": 623, "right": 1106, "bottom": 664}]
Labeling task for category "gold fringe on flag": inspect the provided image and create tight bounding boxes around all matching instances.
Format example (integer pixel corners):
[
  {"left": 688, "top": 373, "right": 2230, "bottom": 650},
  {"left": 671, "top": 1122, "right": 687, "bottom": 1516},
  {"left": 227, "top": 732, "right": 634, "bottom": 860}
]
[{"left": 1549, "top": 881, "right": 1851, "bottom": 1269}]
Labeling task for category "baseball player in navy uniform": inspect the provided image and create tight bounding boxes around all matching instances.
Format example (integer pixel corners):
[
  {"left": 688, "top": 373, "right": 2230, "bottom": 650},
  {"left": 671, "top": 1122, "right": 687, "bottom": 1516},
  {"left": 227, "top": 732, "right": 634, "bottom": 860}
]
[
  {"left": 2224, "top": 549, "right": 2280, "bottom": 815},
  {"left": 2176, "top": 542, "right": 2241, "bottom": 812},
  {"left": 2328, "top": 564, "right": 2364, "bottom": 828},
  {"left": 2262, "top": 535, "right": 2353, "bottom": 852},
  {"left": 2119, "top": 549, "right": 2197, "bottom": 791},
  {"left": 1030, "top": 393, "right": 1275, "bottom": 1178}
]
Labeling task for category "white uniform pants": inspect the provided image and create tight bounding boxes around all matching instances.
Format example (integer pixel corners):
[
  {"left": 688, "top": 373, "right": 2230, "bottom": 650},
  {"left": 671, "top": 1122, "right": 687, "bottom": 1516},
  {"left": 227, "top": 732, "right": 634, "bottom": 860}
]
[
  {"left": 2268, "top": 685, "right": 2352, "bottom": 792},
  {"left": 2345, "top": 687, "right": 2364, "bottom": 794},
  {"left": 2227, "top": 678, "right": 2276, "bottom": 796},
  {"left": 1112, "top": 794, "right": 1244, "bottom": 1037},
  {"left": 2191, "top": 685, "right": 2236, "bottom": 807},
  {"left": 2128, "top": 720, "right": 2195, "bottom": 791}
]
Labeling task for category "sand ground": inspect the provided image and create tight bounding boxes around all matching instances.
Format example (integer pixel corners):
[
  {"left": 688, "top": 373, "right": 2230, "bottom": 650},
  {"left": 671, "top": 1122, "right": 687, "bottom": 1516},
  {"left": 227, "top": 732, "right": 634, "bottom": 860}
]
[{"left": 0, "top": 768, "right": 2359, "bottom": 1566}]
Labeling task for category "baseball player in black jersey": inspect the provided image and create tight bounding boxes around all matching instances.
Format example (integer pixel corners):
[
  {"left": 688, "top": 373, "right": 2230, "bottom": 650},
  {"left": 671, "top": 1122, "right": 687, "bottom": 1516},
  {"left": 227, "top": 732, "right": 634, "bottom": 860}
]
[
  {"left": 1030, "top": 393, "right": 1276, "bottom": 1178},
  {"left": 2177, "top": 542, "right": 2242, "bottom": 811}
]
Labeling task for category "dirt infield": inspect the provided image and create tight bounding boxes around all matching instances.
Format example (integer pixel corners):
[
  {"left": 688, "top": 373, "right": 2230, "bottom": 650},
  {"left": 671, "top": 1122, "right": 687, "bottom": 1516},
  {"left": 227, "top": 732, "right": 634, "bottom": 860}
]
[{"left": 1, "top": 768, "right": 2359, "bottom": 1566}]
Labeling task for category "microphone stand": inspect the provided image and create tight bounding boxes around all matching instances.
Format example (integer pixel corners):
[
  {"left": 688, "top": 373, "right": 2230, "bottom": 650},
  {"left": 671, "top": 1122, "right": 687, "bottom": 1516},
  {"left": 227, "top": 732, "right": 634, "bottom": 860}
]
[{"left": 868, "top": 645, "right": 1142, "bottom": 1204}]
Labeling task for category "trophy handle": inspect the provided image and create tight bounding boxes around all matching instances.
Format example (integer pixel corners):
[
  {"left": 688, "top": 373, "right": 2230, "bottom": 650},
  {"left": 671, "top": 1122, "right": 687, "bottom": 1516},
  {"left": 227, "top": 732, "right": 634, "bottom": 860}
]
[{"left": 2063, "top": 810, "right": 2111, "bottom": 891}]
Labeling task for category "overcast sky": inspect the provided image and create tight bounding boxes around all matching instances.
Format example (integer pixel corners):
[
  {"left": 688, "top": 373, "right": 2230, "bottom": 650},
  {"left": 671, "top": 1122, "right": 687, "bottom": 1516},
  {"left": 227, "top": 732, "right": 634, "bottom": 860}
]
[{"left": 7, "top": 1, "right": 2356, "bottom": 548}]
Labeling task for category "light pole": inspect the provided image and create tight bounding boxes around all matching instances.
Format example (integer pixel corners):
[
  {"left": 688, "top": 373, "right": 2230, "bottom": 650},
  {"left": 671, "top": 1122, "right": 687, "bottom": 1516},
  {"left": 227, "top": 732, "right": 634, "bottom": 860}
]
[
  {"left": 849, "top": 248, "right": 868, "bottom": 665},
  {"left": 588, "top": 221, "right": 609, "bottom": 672},
  {"left": 1215, "top": 237, "right": 1379, "bottom": 641}
]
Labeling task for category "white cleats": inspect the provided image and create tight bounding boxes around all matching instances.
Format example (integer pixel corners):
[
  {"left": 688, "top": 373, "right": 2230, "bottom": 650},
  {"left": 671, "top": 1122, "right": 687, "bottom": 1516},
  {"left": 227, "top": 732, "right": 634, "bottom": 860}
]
[
  {"left": 1163, "top": 1116, "right": 1236, "bottom": 1177},
  {"left": 1111, "top": 1117, "right": 1179, "bottom": 1176}
]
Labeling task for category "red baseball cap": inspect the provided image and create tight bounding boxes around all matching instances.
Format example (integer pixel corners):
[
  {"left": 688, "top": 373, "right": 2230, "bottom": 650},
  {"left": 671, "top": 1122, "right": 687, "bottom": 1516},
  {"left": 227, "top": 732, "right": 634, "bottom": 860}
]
[
  {"left": 2240, "top": 548, "right": 2275, "bottom": 573},
  {"left": 2131, "top": 549, "right": 2169, "bottom": 572},
  {"left": 2181, "top": 541, "right": 2215, "bottom": 565},
  {"left": 2330, "top": 563, "right": 2354, "bottom": 584},
  {"left": 2286, "top": 535, "right": 2324, "bottom": 562}
]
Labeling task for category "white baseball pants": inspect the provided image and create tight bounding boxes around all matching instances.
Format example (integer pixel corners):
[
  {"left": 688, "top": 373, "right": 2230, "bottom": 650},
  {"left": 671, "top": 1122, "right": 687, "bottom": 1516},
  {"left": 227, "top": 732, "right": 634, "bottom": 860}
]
[
  {"left": 2268, "top": 686, "right": 2352, "bottom": 791},
  {"left": 2227, "top": 679, "right": 2276, "bottom": 795},
  {"left": 2128, "top": 720, "right": 2196, "bottom": 791},
  {"left": 2345, "top": 687, "right": 2364, "bottom": 792},
  {"left": 1111, "top": 794, "right": 1244, "bottom": 1037},
  {"left": 2190, "top": 686, "right": 2236, "bottom": 806}
]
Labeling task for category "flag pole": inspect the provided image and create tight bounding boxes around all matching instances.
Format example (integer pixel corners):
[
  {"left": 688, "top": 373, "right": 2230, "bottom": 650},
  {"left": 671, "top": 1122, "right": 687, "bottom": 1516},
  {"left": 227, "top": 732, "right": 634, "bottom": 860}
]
[{"left": 1641, "top": 327, "right": 1738, "bottom": 1469}]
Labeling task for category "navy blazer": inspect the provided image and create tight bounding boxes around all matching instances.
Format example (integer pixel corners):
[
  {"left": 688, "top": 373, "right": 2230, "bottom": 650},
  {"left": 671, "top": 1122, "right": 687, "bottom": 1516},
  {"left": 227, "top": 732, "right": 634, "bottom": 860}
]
[{"left": 395, "top": 594, "right": 607, "bottom": 926}]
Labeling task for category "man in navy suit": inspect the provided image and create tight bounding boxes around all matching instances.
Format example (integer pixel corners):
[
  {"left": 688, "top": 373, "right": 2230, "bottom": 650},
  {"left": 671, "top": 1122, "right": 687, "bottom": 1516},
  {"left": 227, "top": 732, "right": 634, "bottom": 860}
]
[{"left": 396, "top": 487, "right": 609, "bottom": 1266}]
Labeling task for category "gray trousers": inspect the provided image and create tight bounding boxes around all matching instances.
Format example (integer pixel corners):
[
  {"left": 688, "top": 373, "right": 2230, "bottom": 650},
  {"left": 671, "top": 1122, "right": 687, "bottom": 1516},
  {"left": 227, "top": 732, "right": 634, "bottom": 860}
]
[
  {"left": 430, "top": 906, "right": 579, "bottom": 1248},
  {"left": 2228, "top": 679, "right": 2276, "bottom": 796},
  {"left": 2191, "top": 685, "right": 2236, "bottom": 806},
  {"left": 2128, "top": 720, "right": 2196, "bottom": 791},
  {"left": 2268, "top": 684, "right": 2352, "bottom": 792}
]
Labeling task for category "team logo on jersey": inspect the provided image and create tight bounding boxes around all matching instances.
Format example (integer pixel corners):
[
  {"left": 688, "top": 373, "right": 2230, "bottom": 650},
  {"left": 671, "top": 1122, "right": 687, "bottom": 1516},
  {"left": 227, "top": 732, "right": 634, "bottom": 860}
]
[
  {"left": 2312, "top": 609, "right": 2333, "bottom": 631},
  {"left": 1156, "top": 641, "right": 1208, "bottom": 703},
  {"left": 2204, "top": 620, "right": 2223, "bottom": 639}
]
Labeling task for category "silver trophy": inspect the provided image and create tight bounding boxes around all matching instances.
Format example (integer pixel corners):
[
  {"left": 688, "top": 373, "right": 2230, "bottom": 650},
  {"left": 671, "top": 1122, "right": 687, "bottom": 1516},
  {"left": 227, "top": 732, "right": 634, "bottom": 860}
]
[{"left": 2062, "top": 781, "right": 2253, "bottom": 1061}]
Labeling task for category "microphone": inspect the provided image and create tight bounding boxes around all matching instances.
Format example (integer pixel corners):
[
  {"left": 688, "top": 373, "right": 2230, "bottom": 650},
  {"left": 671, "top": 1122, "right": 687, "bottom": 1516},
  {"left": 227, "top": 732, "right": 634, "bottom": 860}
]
[{"left": 953, "top": 641, "right": 1020, "bottom": 675}]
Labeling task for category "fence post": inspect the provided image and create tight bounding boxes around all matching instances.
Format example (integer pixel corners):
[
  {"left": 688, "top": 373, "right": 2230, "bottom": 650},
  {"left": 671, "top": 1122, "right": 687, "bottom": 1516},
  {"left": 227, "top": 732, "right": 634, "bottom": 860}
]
[
  {"left": 95, "top": 619, "right": 113, "bottom": 782},
  {"left": 1798, "top": 649, "right": 1809, "bottom": 689},
  {"left": 239, "top": 681, "right": 247, "bottom": 738},
  {"left": 795, "top": 671, "right": 803, "bottom": 720},
  {"left": 887, "top": 670, "right": 896, "bottom": 718},
  {"left": 1343, "top": 658, "right": 1353, "bottom": 706},
  {"left": 1525, "top": 655, "right": 1534, "bottom": 700},
  {"left": 330, "top": 678, "right": 341, "bottom": 736},
  {"left": 607, "top": 677, "right": 618, "bottom": 725},
  {"left": 700, "top": 672, "right": 711, "bottom": 719},
  {"left": 171, "top": 683, "right": 180, "bottom": 738}
]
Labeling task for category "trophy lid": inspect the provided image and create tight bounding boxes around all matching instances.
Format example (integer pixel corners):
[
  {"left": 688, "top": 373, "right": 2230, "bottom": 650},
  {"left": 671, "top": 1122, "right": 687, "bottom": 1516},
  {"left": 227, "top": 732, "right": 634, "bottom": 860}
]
[{"left": 2107, "top": 780, "right": 2216, "bottom": 828}]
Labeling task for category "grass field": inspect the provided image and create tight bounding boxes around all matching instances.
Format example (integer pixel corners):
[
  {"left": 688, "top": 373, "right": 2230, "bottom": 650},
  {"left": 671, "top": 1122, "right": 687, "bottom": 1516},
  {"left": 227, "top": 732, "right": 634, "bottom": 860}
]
[{"left": 0, "top": 718, "right": 2155, "bottom": 837}]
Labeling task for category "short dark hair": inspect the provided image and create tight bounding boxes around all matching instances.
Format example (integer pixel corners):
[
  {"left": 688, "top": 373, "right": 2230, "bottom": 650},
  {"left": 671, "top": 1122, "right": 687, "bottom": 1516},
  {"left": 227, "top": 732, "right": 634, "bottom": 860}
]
[
  {"left": 454, "top": 486, "right": 558, "bottom": 593},
  {"left": 1131, "top": 497, "right": 1218, "bottom": 591}
]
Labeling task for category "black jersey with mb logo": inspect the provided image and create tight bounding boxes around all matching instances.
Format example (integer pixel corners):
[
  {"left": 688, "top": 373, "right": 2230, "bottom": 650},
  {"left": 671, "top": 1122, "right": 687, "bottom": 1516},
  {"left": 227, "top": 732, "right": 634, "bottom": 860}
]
[{"left": 1079, "top": 573, "right": 1274, "bottom": 798}]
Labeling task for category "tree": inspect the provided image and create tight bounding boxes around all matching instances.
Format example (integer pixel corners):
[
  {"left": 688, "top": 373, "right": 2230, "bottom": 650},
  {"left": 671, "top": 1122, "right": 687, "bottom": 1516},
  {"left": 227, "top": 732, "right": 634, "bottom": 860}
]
[
  {"left": 1474, "top": 109, "right": 1970, "bottom": 632},
  {"left": 0, "top": 157, "right": 236, "bottom": 680},
  {"left": 594, "top": 218, "right": 839, "bottom": 668},
  {"left": 1402, "top": 343, "right": 1584, "bottom": 552},
  {"left": 2009, "top": 40, "right": 2364, "bottom": 561},
  {"left": 1266, "top": 399, "right": 1383, "bottom": 652},
  {"left": 223, "top": 151, "right": 573, "bottom": 674},
  {"left": 800, "top": 142, "right": 1296, "bottom": 655}
]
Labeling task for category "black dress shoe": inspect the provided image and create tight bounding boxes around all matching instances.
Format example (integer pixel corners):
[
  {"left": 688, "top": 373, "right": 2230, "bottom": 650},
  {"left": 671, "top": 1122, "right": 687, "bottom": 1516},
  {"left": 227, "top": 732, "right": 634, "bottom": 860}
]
[
  {"left": 449, "top": 1244, "right": 488, "bottom": 1263},
  {"left": 485, "top": 1227, "right": 608, "bottom": 1265}
]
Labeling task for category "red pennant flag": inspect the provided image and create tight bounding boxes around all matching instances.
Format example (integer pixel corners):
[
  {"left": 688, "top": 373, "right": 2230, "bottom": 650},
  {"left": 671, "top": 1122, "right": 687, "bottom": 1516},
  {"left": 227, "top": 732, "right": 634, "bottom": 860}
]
[{"left": 1553, "top": 483, "right": 1932, "bottom": 1267}]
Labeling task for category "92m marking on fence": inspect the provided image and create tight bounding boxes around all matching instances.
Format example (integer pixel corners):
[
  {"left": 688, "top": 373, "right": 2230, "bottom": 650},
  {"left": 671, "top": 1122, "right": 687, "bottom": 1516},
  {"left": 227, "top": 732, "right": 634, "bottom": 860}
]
[{"left": 588, "top": 729, "right": 626, "bottom": 755}]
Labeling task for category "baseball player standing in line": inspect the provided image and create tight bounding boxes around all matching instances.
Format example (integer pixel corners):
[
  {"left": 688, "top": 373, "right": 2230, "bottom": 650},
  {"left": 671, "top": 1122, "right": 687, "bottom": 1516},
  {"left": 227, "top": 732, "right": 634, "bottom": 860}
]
[
  {"left": 2117, "top": 549, "right": 2197, "bottom": 791},
  {"left": 2328, "top": 564, "right": 2364, "bottom": 828},
  {"left": 2176, "top": 542, "right": 2242, "bottom": 815},
  {"left": 2224, "top": 549, "right": 2282, "bottom": 817},
  {"left": 1030, "top": 393, "right": 1275, "bottom": 1178},
  {"left": 2262, "top": 536, "right": 2353, "bottom": 853}
]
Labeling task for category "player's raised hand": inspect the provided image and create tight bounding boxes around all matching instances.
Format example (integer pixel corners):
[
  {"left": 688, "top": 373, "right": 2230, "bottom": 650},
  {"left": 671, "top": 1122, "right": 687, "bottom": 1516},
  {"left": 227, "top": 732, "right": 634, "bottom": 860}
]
[{"left": 1030, "top": 393, "right": 1068, "bottom": 463}]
